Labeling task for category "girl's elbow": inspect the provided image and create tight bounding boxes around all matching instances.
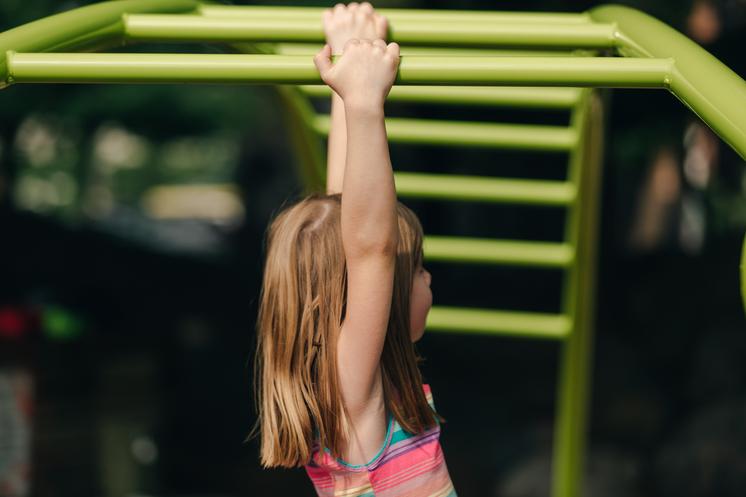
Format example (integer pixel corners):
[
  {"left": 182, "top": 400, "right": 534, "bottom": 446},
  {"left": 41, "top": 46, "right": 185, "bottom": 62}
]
[{"left": 345, "top": 230, "right": 397, "bottom": 259}]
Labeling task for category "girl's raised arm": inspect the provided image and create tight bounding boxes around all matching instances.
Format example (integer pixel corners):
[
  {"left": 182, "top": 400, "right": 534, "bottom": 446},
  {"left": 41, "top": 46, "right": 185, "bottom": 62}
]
[
  {"left": 322, "top": 3, "right": 388, "bottom": 194},
  {"left": 314, "top": 39, "right": 400, "bottom": 457}
]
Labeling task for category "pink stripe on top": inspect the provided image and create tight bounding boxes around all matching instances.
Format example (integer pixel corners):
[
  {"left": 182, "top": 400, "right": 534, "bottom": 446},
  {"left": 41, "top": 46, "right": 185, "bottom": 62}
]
[{"left": 305, "top": 384, "right": 457, "bottom": 497}]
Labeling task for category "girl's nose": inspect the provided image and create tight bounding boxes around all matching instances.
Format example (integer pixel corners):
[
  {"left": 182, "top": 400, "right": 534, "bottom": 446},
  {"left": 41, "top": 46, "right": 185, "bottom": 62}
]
[{"left": 425, "top": 270, "right": 432, "bottom": 286}]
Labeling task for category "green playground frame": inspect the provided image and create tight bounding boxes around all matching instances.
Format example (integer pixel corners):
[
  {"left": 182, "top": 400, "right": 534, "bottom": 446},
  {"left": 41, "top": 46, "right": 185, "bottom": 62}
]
[{"left": 2, "top": 2, "right": 745, "bottom": 496}]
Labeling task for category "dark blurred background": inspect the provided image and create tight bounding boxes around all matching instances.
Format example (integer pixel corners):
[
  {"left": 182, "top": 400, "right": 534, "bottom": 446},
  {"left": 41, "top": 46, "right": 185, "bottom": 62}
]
[{"left": 1, "top": 1, "right": 745, "bottom": 496}]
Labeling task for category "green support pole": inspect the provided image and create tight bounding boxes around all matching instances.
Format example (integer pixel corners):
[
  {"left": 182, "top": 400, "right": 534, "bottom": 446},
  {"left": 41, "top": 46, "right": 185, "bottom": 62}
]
[
  {"left": 274, "top": 86, "right": 326, "bottom": 193},
  {"left": 553, "top": 90, "right": 605, "bottom": 497},
  {"left": 741, "top": 234, "right": 746, "bottom": 313}
]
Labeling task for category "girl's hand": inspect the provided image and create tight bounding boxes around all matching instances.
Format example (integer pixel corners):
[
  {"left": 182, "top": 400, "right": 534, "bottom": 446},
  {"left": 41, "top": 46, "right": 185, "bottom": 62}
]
[
  {"left": 314, "top": 40, "right": 400, "bottom": 109},
  {"left": 323, "top": 2, "right": 388, "bottom": 55}
]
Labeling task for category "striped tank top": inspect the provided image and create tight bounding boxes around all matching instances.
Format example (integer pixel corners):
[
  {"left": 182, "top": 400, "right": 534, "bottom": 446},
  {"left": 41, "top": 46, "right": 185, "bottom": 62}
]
[{"left": 305, "top": 384, "right": 457, "bottom": 497}]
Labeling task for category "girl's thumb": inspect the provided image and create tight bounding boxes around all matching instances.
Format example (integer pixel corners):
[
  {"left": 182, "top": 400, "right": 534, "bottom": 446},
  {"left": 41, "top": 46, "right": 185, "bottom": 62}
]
[{"left": 313, "top": 44, "right": 333, "bottom": 77}]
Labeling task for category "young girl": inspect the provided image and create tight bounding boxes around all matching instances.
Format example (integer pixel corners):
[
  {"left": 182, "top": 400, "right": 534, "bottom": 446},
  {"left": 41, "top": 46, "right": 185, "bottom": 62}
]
[{"left": 254, "top": 3, "right": 456, "bottom": 495}]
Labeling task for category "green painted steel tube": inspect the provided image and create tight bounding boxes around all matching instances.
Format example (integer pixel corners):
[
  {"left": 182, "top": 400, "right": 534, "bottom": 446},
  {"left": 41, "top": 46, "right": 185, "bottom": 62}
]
[
  {"left": 3, "top": 53, "right": 673, "bottom": 88},
  {"left": 0, "top": 0, "right": 198, "bottom": 88},
  {"left": 274, "top": 43, "right": 588, "bottom": 58},
  {"left": 426, "top": 306, "right": 572, "bottom": 339},
  {"left": 395, "top": 56, "right": 671, "bottom": 87},
  {"left": 553, "top": 92, "right": 590, "bottom": 497},
  {"left": 394, "top": 172, "right": 577, "bottom": 205},
  {"left": 424, "top": 236, "right": 575, "bottom": 268},
  {"left": 123, "top": 14, "right": 617, "bottom": 49},
  {"left": 198, "top": 5, "right": 593, "bottom": 25},
  {"left": 4, "top": 52, "right": 320, "bottom": 85},
  {"left": 742, "top": 234, "right": 746, "bottom": 314},
  {"left": 301, "top": 85, "right": 583, "bottom": 108},
  {"left": 553, "top": 90, "right": 605, "bottom": 497},
  {"left": 314, "top": 115, "right": 576, "bottom": 151},
  {"left": 590, "top": 5, "right": 746, "bottom": 160}
]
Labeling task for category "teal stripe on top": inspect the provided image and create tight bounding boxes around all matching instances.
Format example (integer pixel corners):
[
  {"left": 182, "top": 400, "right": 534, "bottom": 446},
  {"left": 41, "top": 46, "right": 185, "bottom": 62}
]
[{"left": 324, "top": 413, "right": 395, "bottom": 469}]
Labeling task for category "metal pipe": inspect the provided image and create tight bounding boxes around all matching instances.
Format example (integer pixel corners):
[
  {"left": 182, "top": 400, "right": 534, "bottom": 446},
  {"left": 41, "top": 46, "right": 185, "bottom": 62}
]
[
  {"left": 272, "top": 42, "right": 589, "bottom": 58},
  {"left": 313, "top": 115, "right": 576, "bottom": 151},
  {"left": 123, "top": 14, "right": 617, "bottom": 49},
  {"left": 198, "top": 5, "right": 593, "bottom": 25},
  {"left": 394, "top": 173, "right": 577, "bottom": 205},
  {"left": 590, "top": 4, "right": 746, "bottom": 160},
  {"left": 426, "top": 306, "right": 572, "bottom": 338},
  {"left": 424, "top": 236, "right": 575, "bottom": 267},
  {"left": 0, "top": 0, "right": 197, "bottom": 87},
  {"left": 299, "top": 86, "right": 583, "bottom": 108},
  {"left": 5, "top": 53, "right": 673, "bottom": 88}
]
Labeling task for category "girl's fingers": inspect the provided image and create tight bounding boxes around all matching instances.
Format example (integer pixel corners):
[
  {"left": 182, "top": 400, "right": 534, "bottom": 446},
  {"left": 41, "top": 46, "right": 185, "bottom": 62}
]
[
  {"left": 341, "top": 38, "right": 360, "bottom": 56},
  {"left": 386, "top": 42, "right": 400, "bottom": 57},
  {"left": 359, "top": 2, "right": 374, "bottom": 15},
  {"left": 372, "top": 39, "right": 387, "bottom": 51},
  {"left": 313, "top": 44, "right": 333, "bottom": 77},
  {"left": 354, "top": 10, "right": 368, "bottom": 24},
  {"left": 374, "top": 15, "right": 388, "bottom": 39}
]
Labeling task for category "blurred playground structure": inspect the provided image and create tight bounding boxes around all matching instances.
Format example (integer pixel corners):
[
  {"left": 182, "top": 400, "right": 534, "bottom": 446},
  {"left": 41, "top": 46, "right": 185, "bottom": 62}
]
[{"left": 1, "top": 2, "right": 745, "bottom": 496}]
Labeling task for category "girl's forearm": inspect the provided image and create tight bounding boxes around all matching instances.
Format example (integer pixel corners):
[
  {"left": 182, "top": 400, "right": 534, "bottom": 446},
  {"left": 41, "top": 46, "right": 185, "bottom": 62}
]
[
  {"left": 326, "top": 91, "right": 347, "bottom": 194},
  {"left": 341, "top": 101, "right": 397, "bottom": 256}
]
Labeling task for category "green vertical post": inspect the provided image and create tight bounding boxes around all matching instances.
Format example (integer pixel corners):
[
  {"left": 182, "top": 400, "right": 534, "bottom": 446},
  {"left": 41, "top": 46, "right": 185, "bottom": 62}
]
[
  {"left": 552, "top": 89, "right": 605, "bottom": 497},
  {"left": 229, "top": 41, "right": 326, "bottom": 194},
  {"left": 275, "top": 86, "right": 326, "bottom": 193},
  {"left": 741, "top": 234, "right": 746, "bottom": 313}
]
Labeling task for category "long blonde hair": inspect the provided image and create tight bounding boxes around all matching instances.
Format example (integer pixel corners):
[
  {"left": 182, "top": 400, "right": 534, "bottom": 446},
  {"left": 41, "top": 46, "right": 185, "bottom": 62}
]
[{"left": 253, "top": 193, "right": 437, "bottom": 468}]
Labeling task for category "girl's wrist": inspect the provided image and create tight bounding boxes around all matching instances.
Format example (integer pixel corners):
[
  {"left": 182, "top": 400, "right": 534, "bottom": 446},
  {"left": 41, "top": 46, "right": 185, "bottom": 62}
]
[{"left": 343, "top": 97, "right": 386, "bottom": 115}]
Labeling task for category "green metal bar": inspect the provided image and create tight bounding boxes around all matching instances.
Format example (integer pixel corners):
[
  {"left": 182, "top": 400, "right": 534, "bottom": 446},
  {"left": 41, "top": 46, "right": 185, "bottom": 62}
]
[
  {"left": 394, "top": 56, "right": 671, "bottom": 87},
  {"left": 274, "top": 43, "right": 589, "bottom": 58},
  {"left": 424, "top": 236, "right": 574, "bottom": 268},
  {"left": 198, "top": 5, "right": 593, "bottom": 25},
  {"left": 426, "top": 306, "right": 572, "bottom": 339},
  {"left": 552, "top": 90, "right": 605, "bottom": 497},
  {"left": 742, "top": 234, "right": 746, "bottom": 313},
  {"left": 0, "top": 0, "right": 198, "bottom": 88},
  {"left": 301, "top": 85, "right": 583, "bottom": 109},
  {"left": 3, "top": 53, "right": 674, "bottom": 88},
  {"left": 314, "top": 115, "right": 576, "bottom": 151},
  {"left": 590, "top": 4, "right": 746, "bottom": 161},
  {"left": 394, "top": 172, "right": 576, "bottom": 205},
  {"left": 123, "top": 14, "right": 617, "bottom": 49}
]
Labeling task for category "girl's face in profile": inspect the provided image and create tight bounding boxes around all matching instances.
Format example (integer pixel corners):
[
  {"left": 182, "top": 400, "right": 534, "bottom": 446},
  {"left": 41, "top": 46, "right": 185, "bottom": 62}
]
[{"left": 409, "top": 263, "right": 432, "bottom": 342}]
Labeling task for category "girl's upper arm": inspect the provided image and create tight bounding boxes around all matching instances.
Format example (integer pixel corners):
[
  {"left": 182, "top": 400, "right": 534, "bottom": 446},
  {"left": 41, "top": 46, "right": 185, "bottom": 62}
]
[{"left": 336, "top": 250, "right": 395, "bottom": 417}]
